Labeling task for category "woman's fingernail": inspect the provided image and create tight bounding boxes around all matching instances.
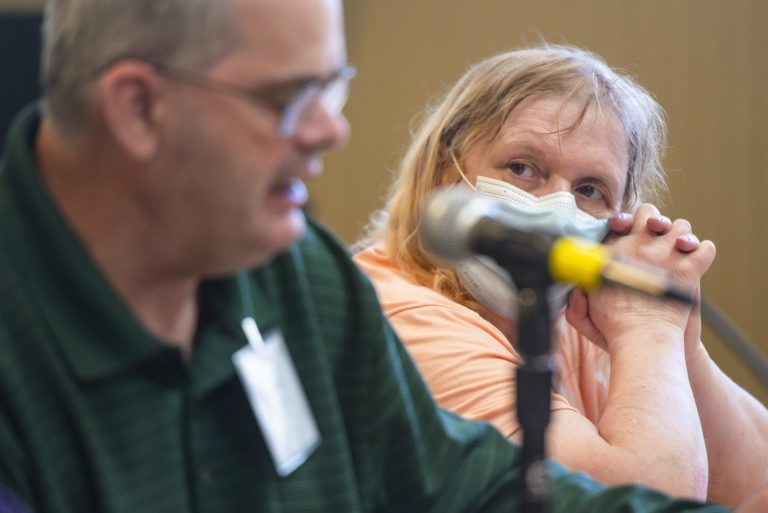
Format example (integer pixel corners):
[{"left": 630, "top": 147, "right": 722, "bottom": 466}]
[
  {"left": 612, "top": 212, "right": 631, "bottom": 222},
  {"left": 680, "top": 233, "right": 700, "bottom": 244}
]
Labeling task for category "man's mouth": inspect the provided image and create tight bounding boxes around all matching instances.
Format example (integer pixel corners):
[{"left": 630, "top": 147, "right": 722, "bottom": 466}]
[{"left": 269, "top": 178, "right": 309, "bottom": 208}]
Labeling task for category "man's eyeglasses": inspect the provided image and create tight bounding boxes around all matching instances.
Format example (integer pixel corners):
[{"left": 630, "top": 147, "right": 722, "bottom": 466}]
[{"left": 148, "top": 61, "right": 356, "bottom": 139}]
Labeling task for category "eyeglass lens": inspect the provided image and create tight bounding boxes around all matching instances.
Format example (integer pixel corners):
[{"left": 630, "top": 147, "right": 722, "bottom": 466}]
[{"left": 277, "top": 69, "right": 353, "bottom": 139}]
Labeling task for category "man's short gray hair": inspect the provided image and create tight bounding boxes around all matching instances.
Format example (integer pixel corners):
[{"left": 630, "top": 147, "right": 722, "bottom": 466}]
[{"left": 42, "top": 0, "right": 235, "bottom": 126}]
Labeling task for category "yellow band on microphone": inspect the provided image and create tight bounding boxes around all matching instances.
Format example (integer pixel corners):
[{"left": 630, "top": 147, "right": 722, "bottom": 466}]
[{"left": 549, "top": 237, "right": 608, "bottom": 291}]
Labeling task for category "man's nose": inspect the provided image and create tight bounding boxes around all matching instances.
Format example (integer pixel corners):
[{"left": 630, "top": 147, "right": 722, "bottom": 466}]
[{"left": 292, "top": 105, "right": 351, "bottom": 154}]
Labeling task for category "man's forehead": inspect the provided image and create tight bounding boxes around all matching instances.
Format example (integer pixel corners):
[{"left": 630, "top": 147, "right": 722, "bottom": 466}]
[
  {"left": 230, "top": 0, "right": 343, "bottom": 40},
  {"left": 227, "top": 0, "right": 346, "bottom": 77}
]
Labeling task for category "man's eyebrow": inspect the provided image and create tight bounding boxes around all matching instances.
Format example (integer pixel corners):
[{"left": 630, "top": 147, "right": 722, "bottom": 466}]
[
  {"left": 245, "top": 77, "right": 312, "bottom": 100},
  {"left": 260, "top": 75, "right": 316, "bottom": 90},
  {"left": 259, "top": 67, "right": 345, "bottom": 91}
]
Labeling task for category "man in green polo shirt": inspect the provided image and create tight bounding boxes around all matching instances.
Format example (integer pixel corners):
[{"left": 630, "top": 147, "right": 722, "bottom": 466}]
[{"left": 0, "top": 0, "right": 765, "bottom": 512}]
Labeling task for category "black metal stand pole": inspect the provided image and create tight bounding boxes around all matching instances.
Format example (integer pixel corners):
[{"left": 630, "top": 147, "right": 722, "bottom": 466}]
[
  {"left": 471, "top": 227, "right": 555, "bottom": 513},
  {"left": 515, "top": 285, "right": 553, "bottom": 513}
]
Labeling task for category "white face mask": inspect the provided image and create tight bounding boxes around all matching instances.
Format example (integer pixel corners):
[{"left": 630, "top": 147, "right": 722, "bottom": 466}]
[{"left": 449, "top": 156, "right": 610, "bottom": 320}]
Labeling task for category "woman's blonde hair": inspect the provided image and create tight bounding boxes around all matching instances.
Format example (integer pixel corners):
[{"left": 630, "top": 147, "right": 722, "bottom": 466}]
[{"left": 359, "top": 44, "right": 668, "bottom": 308}]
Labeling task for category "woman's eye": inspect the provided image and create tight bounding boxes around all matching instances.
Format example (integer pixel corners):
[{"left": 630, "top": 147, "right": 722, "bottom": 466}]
[
  {"left": 576, "top": 184, "right": 605, "bottom": 200},
  {"left": 508, "top": 162, "right": 534, "bottom": 177}
]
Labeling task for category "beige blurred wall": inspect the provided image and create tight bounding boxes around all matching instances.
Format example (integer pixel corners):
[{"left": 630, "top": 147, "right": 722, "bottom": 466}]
[
  {"left": 315, "top": 0, "right": 768, "bottom": 401},
  {"left": 0, "top": 0, "right": 41, "bottom": 12}
]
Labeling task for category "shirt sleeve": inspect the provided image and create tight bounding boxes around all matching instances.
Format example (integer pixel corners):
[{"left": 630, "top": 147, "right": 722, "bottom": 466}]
[
  {"left": 388, "top": 302, "right": 578, "bottom": 438},
  {"left": 0, "top": 406, "right": 35, "bottom": 513},
  {"left": 554, "top": 323, "right": 611, "bottom": 423}
]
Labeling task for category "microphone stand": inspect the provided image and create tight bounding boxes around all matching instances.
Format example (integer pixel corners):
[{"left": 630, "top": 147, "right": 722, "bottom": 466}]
[
  {"left": 513, "top": 276, "right": 553, "bottom": 513},
  {"left": 474, "top": 227, "right": 554, "bottom": 513}
]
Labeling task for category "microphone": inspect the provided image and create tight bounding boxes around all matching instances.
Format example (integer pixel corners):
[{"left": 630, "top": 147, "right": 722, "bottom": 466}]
[{"left": 419, "top": 187, "right": 695, "bottom": 304}]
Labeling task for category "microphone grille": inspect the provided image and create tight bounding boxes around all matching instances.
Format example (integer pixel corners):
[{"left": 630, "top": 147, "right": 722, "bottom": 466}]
[{"left": 419, "top": 187, "right": 491, "bottom": 262}]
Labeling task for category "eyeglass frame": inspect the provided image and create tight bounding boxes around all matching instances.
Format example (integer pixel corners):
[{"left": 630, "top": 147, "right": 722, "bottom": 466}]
[{"left": 98, "top": 57, "right": 356, "bottom": 139}]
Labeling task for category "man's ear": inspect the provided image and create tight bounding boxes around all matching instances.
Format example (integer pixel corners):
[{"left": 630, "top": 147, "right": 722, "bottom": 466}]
[{"left": 96, "top": 60, "right": 166, "bottom": 162}]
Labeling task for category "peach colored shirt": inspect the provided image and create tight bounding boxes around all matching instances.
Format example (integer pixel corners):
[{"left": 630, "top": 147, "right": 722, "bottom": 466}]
[{"left": 354, "top": 244, "right": 611, "bottom": 437}]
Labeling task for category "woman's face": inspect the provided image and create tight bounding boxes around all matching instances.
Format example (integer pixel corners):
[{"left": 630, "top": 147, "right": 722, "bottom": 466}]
[{"left": 459, "top": 93, "right": 630, "bottom": 219}]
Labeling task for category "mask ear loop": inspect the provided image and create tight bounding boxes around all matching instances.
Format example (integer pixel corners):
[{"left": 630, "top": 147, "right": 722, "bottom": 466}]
[
  {"left": 405, "top": 148, "right": 477, "bottom": 262},
  {"left": 448, "top": 149, "right": 476, "bottom": 190}
]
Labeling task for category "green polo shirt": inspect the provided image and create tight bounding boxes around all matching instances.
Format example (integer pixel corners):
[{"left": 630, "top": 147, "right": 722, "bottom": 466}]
[{"left": 0, "top": 107, "right": 730, "bottom": 513}]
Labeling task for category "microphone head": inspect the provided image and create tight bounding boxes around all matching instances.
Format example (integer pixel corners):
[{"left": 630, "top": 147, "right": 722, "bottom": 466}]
[{"left": 419, "top": 187, "right": 495, "bottom": 262}]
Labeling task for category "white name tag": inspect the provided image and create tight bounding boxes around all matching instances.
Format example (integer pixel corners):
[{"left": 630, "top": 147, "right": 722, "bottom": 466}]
[{"left": 233, "top": 317, "right": 320, "bottom": 477}]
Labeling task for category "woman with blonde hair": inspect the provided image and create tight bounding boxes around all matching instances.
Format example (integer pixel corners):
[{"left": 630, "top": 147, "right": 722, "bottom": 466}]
[{"left": 354, "top": 45, "right": 768, "bottom": 506}]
